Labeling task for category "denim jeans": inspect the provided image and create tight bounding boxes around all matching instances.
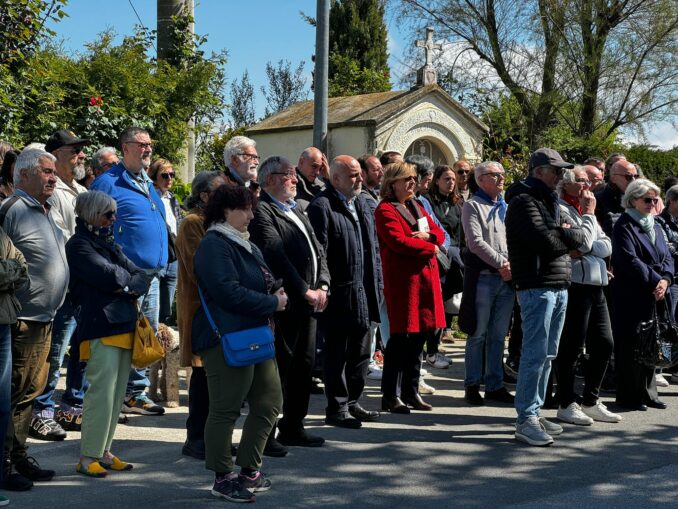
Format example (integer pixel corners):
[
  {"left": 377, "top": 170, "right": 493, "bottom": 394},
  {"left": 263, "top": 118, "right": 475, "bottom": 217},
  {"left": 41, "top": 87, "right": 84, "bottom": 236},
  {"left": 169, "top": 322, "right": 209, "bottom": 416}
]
[
  {"left": 515, "top": 288, "right": 568, "bottom": 422},
  {"left": 126, "top": 276, "right": 159, "bottom": 398},
  {"left": 33, "top": 295, "right": 86, "bottom": 415},
  {"left": 0, "top": 325, "right": 11, "bottom": 481},
  {"left": 464, "top": 273, "right": 515, "bottom": 391},
  {"left": 378, "top": 298, "right": 391, "bottom": 348},
  {"left": 159, "top": 261, "right": 178, "bottom": 325}
]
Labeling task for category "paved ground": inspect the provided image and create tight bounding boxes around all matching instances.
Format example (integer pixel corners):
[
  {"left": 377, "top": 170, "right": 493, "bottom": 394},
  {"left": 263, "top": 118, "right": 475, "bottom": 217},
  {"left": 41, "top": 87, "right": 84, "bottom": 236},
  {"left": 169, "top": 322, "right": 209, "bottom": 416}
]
[{"left": 9, "top": 341, "right": 678, "bottom": 508}]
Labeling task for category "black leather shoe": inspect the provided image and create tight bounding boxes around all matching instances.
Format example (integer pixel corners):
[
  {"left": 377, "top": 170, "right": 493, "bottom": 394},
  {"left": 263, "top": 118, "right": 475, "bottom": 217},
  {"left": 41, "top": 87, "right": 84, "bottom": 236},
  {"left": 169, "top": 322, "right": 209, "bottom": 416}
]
[
  {"left": 182, "top": 439, "right": 206, "bottom": 460},
  {"left": 401, "top": 393, "right": 433, "bottom": 411},
  {"left": 465, "top": 385, "right": 484, "bottom": 406},
  {"left": 277, "top": 429, "right": 325, "bottom": 447},
  {"left": 646, "top": 399, "right": 667, "bottom": 410},
  {"left": 616, "top": 401, "right": 647, "bottom": 411},
  {"left": 263, "top": 435, "right": 288, "bottom": 457},
  {"left": 15, "top": 457, "right": 54, "bottom": 482},
  {"left": 381, "top": 395, "right": 410, "bottom": 414},
  {"left": 325, "top": 413, "right": 362, "bottom": 429},
  {"left": 349, "top": 403, "right": 380, "bottom": 421},
  {"left": 2, "top": 461, "right": 32, "bottom": 491},
  {"left": 485, "top": 387, "right": 515, "bottom": 404}
]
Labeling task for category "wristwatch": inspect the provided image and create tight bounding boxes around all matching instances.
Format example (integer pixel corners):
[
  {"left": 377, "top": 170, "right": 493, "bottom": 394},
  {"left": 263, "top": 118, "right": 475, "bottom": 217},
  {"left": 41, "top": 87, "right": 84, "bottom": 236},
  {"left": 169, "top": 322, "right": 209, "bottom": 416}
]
[{"left": 319, "top": 283, "right": 329, "bottom": 292}]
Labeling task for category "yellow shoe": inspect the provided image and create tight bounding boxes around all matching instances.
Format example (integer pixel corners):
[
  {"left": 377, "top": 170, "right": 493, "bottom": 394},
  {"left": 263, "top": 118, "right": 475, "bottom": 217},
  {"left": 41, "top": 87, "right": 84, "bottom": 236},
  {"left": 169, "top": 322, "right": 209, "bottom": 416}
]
[
  {"left": 101, "top": 455, "right": 133, "bottom": 471},
  {"left": 76, "top": 461, "right": 108, "bottom": 478}
]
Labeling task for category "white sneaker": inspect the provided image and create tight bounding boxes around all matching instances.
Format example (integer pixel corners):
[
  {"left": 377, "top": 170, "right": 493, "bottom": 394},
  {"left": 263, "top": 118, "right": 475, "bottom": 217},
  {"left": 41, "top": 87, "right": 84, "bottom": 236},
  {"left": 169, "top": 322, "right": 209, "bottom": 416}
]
[
  {"left": 418, "top": 379, "right": 436, "bottom": 394},
  {"left": 538, "top": 416, "right": 563, "bottom": 436},
  {"left": 557, "top": 402, "right": 594, "bottom": 426},
  {"left": 420, "top": 367, "right": 428, "bottom": 376},
  {"left": 426, "top": 352, "right": 450, "bottom": 369},
  {"left": 515, "top": 416, "right": 553, "bottom": 446},
  {"left": 655, "top": 373, "right": 670, "bottom": 387},
  {"left": 582, "top": 402, "right": 622, "bottom": 423},
  {"left": 366, "top": 365, "right": 382, "bottom": 380}
]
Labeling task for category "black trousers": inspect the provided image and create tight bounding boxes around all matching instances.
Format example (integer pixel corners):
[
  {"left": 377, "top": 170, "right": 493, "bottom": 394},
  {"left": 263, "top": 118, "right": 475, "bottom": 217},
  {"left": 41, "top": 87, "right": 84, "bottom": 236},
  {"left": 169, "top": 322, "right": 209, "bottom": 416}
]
[
  {"left": 556, "top": 284, "right": 614, "bottom": 408},
  {"left": 323, "top": 325, "right": 370, "bottom": 415},
  {"left": 381, "top": 332, "right": 427, "bottom": 399},
  {"left": 186, "top": 366, "right": 209, "bottom": 441},
  {"left": 426, "top": 328, "right": 443, "bottom": 356},
  {"left": 274, "top": 311, "right": 316, "bottom": 435},
  {"left": 507, "top": 300, "right": 522, "bottom": 360}
]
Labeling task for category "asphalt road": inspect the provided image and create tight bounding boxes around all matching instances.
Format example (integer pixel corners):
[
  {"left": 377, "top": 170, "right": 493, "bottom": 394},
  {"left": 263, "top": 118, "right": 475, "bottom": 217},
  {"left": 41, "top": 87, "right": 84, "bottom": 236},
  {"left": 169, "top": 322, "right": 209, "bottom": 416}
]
[{"left": 10, "top": 341, "right": 678, "bottom": 508}]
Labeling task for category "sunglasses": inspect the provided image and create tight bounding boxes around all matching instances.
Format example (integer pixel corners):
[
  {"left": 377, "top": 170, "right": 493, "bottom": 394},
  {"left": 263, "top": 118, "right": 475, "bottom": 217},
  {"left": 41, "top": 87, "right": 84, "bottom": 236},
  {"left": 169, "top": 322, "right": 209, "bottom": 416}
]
[
  {"left": 160, "top": 172, "right": 175, "bottom": 179},
  {"left": 615, "top": 173, "right": 639, "bottom": 182},
  {"left": 642, "top": 197, "right": 659, "bottom": 205},
  {"left": 103, "top": 210, "right": 116, "bottom": 219},
  {"left": 456, "top": 169, "right": 470, "bottom": 174}
]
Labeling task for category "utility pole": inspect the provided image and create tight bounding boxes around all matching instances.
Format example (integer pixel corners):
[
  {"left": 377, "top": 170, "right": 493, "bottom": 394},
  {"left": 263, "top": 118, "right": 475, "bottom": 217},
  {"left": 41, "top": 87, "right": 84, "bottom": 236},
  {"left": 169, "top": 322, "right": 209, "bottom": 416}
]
[
  {"left": 313, "top": 0, "right": 329, "bottom": 154},
  {"left": 157, "top": 0, "right": 195, "bottom": 182}
]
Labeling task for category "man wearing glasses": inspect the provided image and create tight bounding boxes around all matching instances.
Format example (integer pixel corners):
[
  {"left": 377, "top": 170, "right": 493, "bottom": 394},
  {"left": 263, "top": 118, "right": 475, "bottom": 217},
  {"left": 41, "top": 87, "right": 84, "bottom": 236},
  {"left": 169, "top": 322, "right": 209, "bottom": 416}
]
[
  {"left": 594, "top": 158, "right": 639, "bottom": 236},
  {"left": 222, "top": 135, "right": 260, "bottom": 189},
  {"left": 91, "top": 126, "right": 168, "bottom": 417},
  {"left": 294, "top": 147, "right": 328, "bottom": 212},
  {"left": 453, "top": 160, "right": 472, "bottom": 202},
  {"left": 29, "top": 130, "right": 90, "bottom": 442},
  {"left": 505, "top": 148, "right": 585, "bottom": 446},
  {"left": 90, "top": 147, "right": 119, "bottom": 179}
]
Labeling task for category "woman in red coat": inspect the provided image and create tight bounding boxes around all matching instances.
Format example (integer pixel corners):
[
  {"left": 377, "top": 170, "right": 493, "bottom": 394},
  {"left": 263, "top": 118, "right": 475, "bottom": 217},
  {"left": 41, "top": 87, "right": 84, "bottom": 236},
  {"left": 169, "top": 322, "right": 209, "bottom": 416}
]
[{"left": 375, "top": 161, "right": 446, "bottom": 413}]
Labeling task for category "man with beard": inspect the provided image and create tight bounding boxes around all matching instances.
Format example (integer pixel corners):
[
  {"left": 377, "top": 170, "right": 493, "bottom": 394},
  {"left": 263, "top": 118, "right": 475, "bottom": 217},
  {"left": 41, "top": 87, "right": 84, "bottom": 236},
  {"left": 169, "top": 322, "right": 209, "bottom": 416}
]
[
  {"left": 307, "top": 156, "right": 382, "bottom": 428},
  {"left": 222, "top": 135, "right": 260, "bottom": 190},
  {"left": 29, "top": 130, "right": 90, "bottom": 441},
  {"left": 91, "top": 127, "right": 168, "bottom": 416}
]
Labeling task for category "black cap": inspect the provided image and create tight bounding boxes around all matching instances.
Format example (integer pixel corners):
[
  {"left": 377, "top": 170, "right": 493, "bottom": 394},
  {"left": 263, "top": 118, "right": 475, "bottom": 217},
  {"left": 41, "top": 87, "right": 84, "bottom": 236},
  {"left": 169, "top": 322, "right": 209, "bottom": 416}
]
[
  {"left": 528, "top": 148, "right": 573, "bottom": 171},
  {"left": 45, "top": 129, "right": 90, "bottom": 153}
]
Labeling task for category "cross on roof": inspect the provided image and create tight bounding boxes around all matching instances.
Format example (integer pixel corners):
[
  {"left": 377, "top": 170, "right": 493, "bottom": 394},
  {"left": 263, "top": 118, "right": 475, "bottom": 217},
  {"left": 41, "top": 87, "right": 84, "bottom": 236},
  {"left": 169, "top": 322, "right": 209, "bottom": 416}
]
[{"left": 416, "top": 27, "right": 442, "bottom": 67}]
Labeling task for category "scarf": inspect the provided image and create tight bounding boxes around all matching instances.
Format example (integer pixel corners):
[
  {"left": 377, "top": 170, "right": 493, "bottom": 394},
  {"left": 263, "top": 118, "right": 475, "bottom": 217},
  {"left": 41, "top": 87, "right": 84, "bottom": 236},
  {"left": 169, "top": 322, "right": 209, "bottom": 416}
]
[
  {"left": 475, "top": 188, "right": 507, "bottom": 223},
  {"left": 563, "top": 192, "right": 582, "bottom": 216},
  {"left": 208, "top": 221, "right": 252, "bottom": 253},
  {"left": 77, "top": 217, "right": 115, "bottom": 244},
  {"left": 626, "top": 208, "right": 656, "bottom": 244}
]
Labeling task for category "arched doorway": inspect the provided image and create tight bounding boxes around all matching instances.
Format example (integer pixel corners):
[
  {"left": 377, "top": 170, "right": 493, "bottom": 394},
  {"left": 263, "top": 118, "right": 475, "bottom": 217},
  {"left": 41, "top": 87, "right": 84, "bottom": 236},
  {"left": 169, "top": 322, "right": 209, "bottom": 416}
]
[{"left": 405, "top": 137, "right": 450, "bottom": 166}]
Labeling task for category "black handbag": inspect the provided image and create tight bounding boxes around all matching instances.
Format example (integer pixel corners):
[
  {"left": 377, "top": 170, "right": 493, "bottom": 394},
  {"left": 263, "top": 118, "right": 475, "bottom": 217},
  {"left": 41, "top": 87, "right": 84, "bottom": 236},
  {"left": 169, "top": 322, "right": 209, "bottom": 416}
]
[{"left": 635, "top": 300, "right": 678, "bottom": 369}]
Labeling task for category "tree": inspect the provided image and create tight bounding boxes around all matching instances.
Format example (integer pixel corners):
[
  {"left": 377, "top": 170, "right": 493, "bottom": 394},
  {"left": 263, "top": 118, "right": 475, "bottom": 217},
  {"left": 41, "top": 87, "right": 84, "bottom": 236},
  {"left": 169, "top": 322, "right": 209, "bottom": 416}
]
[
  {"left": 229, "top": 70, "right": 255, "bottom": 128},
  {"left": 327, "top": 0, "right": 391, "bottom": 96},
  {"left": 396, "top": 0, "right": 678, "bottom": 150},
  {"left": 260, "top": 59, "right": 308, "bottom": 117}
]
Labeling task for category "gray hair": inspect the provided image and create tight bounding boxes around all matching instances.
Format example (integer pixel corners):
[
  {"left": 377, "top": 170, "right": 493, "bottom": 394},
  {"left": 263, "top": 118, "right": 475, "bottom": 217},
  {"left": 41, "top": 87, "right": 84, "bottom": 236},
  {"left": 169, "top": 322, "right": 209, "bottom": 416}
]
[
  {"left": 90, "top": 147, "right": 118, "bottom": 172},
  {"left": 119, "top": 127, "right": 149, "bottom": 146},
  {"left": 556, "top": 166, "right": 583, "bottom": 195},
  {"left": 14, "top": 147, "right": 56, "bottom": 185},
  {"left": 223, "top": 135, "right": 256, "bottom": 165},
  {"left": 473, "top": 161, "right": 502, "bottom": 179},
  {"left": 621, "top": 178, "right": 661, "bottom": 208},
  {"left": 405, "top": 154, "right": 435, "bottom": 179},
  {"left": 257, "top": 156, "right": 286, "bottom": 187},
  {"left": 665, "top": 184, "right": 678, "bottom": 204},
  {"left": 184, "top": 170, "right": 225, "bottom": 209},
  {"left": 74, "top": 190, "right": 117, "bottom": 225}
]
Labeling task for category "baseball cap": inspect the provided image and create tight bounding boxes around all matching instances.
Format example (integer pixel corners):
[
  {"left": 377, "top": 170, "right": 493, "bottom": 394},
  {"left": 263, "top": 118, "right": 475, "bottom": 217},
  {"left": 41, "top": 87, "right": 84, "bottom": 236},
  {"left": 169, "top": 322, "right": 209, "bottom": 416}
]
[
  {"left": 528, "top": 148, "right": 574, "bottom": 171},
  {"left": 45, "top": 129, "right": 90, "bottom": 154}
]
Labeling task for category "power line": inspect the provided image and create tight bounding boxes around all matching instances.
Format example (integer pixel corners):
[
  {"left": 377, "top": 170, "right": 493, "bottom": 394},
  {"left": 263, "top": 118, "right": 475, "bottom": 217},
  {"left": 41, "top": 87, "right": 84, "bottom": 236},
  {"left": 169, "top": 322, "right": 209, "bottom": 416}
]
[{"left": 127, "top": 0, "right": 147, "bottom": 30}]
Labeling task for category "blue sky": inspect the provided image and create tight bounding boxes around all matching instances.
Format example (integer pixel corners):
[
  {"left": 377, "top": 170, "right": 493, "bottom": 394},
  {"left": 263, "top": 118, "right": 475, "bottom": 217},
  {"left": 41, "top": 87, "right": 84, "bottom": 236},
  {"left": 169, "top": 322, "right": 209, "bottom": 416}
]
[{"left": 47, "top": 0, "right": 676, "bottom": 149}]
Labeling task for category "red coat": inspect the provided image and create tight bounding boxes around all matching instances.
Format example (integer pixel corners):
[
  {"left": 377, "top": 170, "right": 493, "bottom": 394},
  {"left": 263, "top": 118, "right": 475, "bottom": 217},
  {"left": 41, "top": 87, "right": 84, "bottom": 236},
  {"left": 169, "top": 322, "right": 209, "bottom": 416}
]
[{"left": 375, "top": 200, "right": 446, "bottom": 334}]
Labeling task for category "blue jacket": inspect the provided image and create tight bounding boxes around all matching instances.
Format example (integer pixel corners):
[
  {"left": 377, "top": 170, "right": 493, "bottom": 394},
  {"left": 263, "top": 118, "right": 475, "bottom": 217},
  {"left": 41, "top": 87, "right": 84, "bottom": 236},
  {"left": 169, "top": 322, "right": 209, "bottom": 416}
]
[
  {"left": 192, "top": 230, "right": 279, "bottom": 354},
  {"left": 91, "top": 163, "right": 168, "bottom": 270},
  {"left": 66, "top": 219, "right": 152, "bottom": 343}
]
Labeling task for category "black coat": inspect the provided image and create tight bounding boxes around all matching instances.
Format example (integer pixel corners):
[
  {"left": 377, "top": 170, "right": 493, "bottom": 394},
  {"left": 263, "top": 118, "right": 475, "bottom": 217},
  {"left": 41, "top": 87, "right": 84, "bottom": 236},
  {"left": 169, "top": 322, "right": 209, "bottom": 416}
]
[
  {"left": 594, "top": 183, "right": 624, "bottom": 237},
  {"left": 249, "top": 191, "right": 330, "bottom": 315},
  {"left": 505, "top": 177, "right": 584, "bottom": 290},
  {"left": 66, "top": 220, "right": 151, "bottom": 344},
  {"left": 425, "top": 191, "right": 463, "bottom": 247},
  {"left": 307, "top": 185, "right": 382, "bottom": 329}
]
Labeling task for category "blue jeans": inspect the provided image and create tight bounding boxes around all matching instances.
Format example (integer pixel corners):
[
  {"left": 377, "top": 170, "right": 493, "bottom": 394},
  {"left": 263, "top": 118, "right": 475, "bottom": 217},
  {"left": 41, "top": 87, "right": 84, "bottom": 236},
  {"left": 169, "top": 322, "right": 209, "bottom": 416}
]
[
  {"left": 33, "top": 295, "right": 86, "bottom": 415},
  {"left": 126, "top": 276, "right": 160, "bottom": 398},
  {"left": 159, "top": 261, "right": 178, "bottom": 325},
  {"left": 515, "top": 288, "right": 568, "bottom": 422},
  {"left": 0, "top": 325, "right": 11, "bottom": 480},
  {"left": 378, "top": 298, "right": 390, "bottom": 348},
  {"left": 464, "top": 273, "right": 515, "bottom": 391}
]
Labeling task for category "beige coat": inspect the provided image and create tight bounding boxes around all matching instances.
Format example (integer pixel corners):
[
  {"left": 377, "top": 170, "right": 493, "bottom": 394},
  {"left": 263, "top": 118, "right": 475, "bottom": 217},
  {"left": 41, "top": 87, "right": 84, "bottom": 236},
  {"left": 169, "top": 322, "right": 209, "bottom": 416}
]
[
  {"left": 0, "top": 227, "right": 28, "bottom": 324},
  {"left": 176, "top": 210, "right": 205, "bottom": 367}
]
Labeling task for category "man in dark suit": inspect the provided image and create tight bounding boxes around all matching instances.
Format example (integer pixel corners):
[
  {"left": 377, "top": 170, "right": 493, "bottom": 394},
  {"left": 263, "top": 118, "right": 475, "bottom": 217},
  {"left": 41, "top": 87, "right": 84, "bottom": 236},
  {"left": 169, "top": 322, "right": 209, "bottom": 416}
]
[
  {"left": 249, "top": 156, "right": 330, "bottom": 454},
  {"left": 307, "top": 156, "right": 382, "bottom": 428}
]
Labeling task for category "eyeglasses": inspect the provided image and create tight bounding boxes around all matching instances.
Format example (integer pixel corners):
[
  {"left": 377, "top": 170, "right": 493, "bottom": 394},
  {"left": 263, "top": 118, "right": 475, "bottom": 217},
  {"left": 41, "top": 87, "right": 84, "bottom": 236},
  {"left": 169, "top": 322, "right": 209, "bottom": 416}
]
[
  {"left": 126, "top": 141, "right": 153, "bottom": 150},
  {"left": 160, "top": 172, "right": 175, "bottom": 180},
  {"left": 642, "top": 197, "right": 659, "bottom": 205},
  {"left": 101, "top": 161, "right": 117, "bottom": 170},
  {"left": 574, "top": 178, "right": 591, "bottom": 186},
  {"left": 271, "top": 171, "right": 296, "bottom": 180},
  {"left": 481, "top": 172, "right": 506, "bottom": 181},
  {"left": 238, "top": 153, "right": 260, "bottom": 162},
  {"left": 103, "top": 210, "right": 117, "bottom": 219},
  {"left": 456, "top": 169, "right": 470, "bottom": 174},
  {"left": 614, "top": 173, "right": 639, "bottom": 182}
]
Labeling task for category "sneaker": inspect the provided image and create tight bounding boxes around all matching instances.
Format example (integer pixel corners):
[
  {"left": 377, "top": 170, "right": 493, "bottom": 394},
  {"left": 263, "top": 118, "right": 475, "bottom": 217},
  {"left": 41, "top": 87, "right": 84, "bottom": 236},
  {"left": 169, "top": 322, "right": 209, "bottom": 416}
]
[
  {"left": 485, "top": 387, "right": 515, "bottom": 404},
  {"left": 122, "top": 395, "right": 165, "bottom": 416},
  {"left": 515, "top": 416, "right": 553, "bottom": 446},
  {"left": 366, "top": 364, "right": 383, "bottom": 380},
  {"left": 504, "top": 357, "right": 520, "bottom": 378},
  {"left": 373, "top": 350, "right": 384, "bottom": 366},
  {"left": 538, "top": 416, "right": 563, "bottom": 436},
  {"left": 15, "top": 456, "right": 55, "bottom": 482},
  {"left": 211, "top": 475, "right": 255, "bottom": 503},
  {"left": 419, "top": 367, "right": 428, "bottom": 376},
  {"left": 582, "top": 402, "right": 622, "bottom": 423},
  {"left": 557, "top": 402, "right": 594, "bottom": 426},
  {"left": 0, "top": 495, "right": 8, "bottom": 506},
  {"left": 418, "top": 379, "right": 435, "bottom": 395},
  {"left": 655, "top": 373, "right": 670, "bottom": 388},
  {"left": 441, "top": 328, "right": 455, "bottom": 344},
  {"left": 28, "top": 416, "right": 66, "bottom": 441},
  {"left": 426, "top": 352, "right": 450, "bottom": 369},
  {"left": 55, "top": 407, "right": 82, "bottom": 432},
  {"left": 1, "top": 461, "right": 32, "bottom": 491},
  {"left": 238, "top": 471, "right": 271, "bottom": 493}
]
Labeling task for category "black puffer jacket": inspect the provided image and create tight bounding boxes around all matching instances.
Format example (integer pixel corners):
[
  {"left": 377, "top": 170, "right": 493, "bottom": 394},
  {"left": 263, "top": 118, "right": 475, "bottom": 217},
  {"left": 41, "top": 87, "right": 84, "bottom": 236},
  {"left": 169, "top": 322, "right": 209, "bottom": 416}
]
[{"left": 505, "top": 177, "right": 584, "bottom": 290}]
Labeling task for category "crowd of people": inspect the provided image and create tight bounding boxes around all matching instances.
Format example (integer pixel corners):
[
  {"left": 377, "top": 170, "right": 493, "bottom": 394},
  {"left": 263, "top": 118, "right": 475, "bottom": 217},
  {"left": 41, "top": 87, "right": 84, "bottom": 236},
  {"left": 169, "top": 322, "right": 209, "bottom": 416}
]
[{"left": 0, "top": 129, "right": 675, "bottom": 504}]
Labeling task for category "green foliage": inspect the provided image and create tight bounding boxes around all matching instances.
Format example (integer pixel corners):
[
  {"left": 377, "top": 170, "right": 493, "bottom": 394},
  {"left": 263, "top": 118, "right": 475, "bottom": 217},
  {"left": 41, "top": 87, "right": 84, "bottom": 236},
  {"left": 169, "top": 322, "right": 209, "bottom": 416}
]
[
  {"left": 196, "top": 126, "right": 248, "bottom": 173},
  {"left": 171, "top": 181, "right": 191, "bottom": 204},
  {"left": 261, "top": 60, "right": 308, "bottom": 117},
  {"left": 328, "top": 0, "right": 391, "bottom": 97},
  {"left": 229, "top": 70, "right": 255, "bottom": 128},
  {"left": 625, "top": 145, "right": 678, "bottom": 186}
]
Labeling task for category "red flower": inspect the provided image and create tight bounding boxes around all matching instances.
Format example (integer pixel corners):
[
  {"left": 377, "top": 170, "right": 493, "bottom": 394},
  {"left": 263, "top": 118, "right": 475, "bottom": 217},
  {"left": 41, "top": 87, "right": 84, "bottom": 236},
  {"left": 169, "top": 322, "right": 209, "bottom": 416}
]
[{"left": 89, "top": 96, "right": 104, "bottom": 107}]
